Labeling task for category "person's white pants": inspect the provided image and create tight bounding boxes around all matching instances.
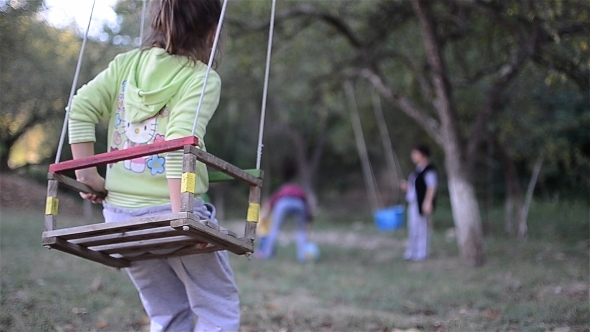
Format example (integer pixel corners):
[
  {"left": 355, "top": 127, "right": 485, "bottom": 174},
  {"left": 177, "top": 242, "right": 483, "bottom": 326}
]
[
  {"left": 102, "top": 201, "right": 240, "bottom": 332},
  {"left": 403, "top": 201, "right": 430, "bottom": 261}
]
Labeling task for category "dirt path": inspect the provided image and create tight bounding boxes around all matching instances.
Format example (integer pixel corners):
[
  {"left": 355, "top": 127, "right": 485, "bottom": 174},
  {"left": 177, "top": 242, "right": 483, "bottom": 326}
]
[{"left": 0, "top": 174, "right": 85, "bottom": 215}]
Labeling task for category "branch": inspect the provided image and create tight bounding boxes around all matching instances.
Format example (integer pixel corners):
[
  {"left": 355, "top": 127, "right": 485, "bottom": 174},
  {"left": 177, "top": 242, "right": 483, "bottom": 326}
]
[
  {"left": 229, "top": 4, "right": 382, "bottom": 75},
  {"left": 227, "top": 4, "right": 362, "bottom": 47},
  {"left": 411, "top": 0, "right": 462, "bottom": 152},
  {"left": 360, "top": 69, "right": 443, "bottom": 146},
  {"left": 378, "top": 50, "right": 434, "bottom": 100},
  {"left": 467, "top": 26, "right": 539, "bottom": 159},
  {"left": 452, "top": 61, "right": 507, "bottom": 87},
  {"left": 532, "top": 52, "right": 590, "bottom": 92}
]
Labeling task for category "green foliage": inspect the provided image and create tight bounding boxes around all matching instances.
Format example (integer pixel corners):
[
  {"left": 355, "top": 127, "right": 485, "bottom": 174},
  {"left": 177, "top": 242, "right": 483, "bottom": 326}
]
[
  {"left": 1, "top": 2, "right": 76, "bottom": 166},
  {"left": 0, "top": 1, "right": 118, "bottom": 169},
  {"left": 2, "top": 0, "right": 587, "bottom": 208},
  {"left": 497, "top": 65, "right": 590, "bottom": 194}
]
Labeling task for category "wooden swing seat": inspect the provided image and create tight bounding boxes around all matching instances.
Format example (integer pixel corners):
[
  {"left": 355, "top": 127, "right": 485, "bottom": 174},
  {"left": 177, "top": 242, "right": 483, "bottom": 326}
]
[{"left": 43, "top": 136, "right": 262, "bottom": 268}]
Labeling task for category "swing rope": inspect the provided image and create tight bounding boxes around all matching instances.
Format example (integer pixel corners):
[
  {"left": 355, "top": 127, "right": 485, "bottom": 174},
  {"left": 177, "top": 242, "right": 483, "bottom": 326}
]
[
  {"left": 139, "top": 0, "right": 147, "bottom": 43},
  {"left": 255, "top": 0, "right": 277, "bottom": 170},
  {"left": 54, "top": 0, "right": 96, "bottom": 164},
  {"left": 370, "top": 88, "right": 405, "bottom": 205},
  {"left": 190, "top": 0, "right": 229, "bottom": 138},
  {"left": 344, "top": 80, "right": 381, "bottom": 212},
  {"left": 345, "top": 81, "right": 406, "bottom": 211}
]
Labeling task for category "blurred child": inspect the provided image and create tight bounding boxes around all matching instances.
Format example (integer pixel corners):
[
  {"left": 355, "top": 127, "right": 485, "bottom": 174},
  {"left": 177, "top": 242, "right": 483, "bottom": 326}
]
[{"left": 257, "top": 183, "right": 313, "bottom": 262}]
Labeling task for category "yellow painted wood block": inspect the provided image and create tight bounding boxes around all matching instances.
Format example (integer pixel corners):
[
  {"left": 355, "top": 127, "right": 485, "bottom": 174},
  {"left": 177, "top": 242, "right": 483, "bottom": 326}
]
[
  {"left": 181, "top": 172, "right": 196, "bottom": 193},
  {"left": 45, "top": 197, "right": 59, "bottom": 215},
  {"left": 247, "top": 203, "right": 260, "bottom": 222}
]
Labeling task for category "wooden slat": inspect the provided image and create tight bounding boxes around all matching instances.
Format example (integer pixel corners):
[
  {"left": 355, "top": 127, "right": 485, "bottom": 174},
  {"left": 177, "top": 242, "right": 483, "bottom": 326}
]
[
  {"left": 45, "top": 180, "right": 58, "bottom": 232},
  {"left": 94, "top": 235, "right": 206, "bottom": 255},
  {"left": 187, "top": 146, "right": 263, "bottom": 187},
  {"left": 245, "top": 185, "right": 260, "bottom": 240},
  {"left": 70, "top": 226, "right": 181, "bottom": 247},
  {"left": 180, "top": 152, "right": 197, "bottom": 212},
  {"left": 49, "top": 173, "right": 106, "bottom": 199},
  {"left": 45, "top": 237, "right": 129, "bottom": 268},
  {"left": 209, "top": 169, "right": 263, "bottom": 183},
  {"left": 49, "top": 136, "right": 199, "bottom": 173},
  {"left": 171, "top": 215, "right": 253, "bottom": 255},
  {"left": 127, "top": 245, "right": 221, "bottom": 261},
  {"left": 42, "top": 213, "right": 189, "bottom": 242}
]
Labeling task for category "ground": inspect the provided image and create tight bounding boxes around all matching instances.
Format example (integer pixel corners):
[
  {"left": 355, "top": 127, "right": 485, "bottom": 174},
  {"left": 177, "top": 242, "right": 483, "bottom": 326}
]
[
  {"left": 1, "top": 173, "right": 588, "bottom": 332},
  {"left": 0, "top": 173, "right": 85, "bottom": 215}
]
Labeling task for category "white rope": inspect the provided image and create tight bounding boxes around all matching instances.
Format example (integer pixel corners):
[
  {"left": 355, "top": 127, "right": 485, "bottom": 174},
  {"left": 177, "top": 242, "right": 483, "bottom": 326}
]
[
  {"left": 191, "top": 0, "right": 229, "bottom": 137},
  {"left": 345, "top": 81, "right": 381, "bottom": 212},
  {"left": 255, "top": 0, "right": 277, "bottom": 170},
  {"left": 139, "top": 0, "right": 147, "bottom": 44},
  {"left": 371, "top": 88, "right": 404, "bottom": 205},
  {"left": 55, "top": 0, "right": 96, "bottom": 164}
]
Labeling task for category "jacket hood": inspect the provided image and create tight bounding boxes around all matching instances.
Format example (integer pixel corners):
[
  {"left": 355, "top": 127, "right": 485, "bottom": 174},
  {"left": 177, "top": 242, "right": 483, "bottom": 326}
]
[{"left": 123, "top": 48, "right": 201, "bottom": 123}]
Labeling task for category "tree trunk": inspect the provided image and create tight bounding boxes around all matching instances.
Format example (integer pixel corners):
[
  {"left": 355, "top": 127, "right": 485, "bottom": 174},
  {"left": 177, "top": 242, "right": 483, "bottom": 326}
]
[
  {"left": 412, "top": 0, "right": 485, "bottom": 266},
  {"left": 496, "top": 137, "right": 523, "bottom": 237},
  {"left": 444, "top": 142, "right": 486, "bottom": 266},
  {"left": 504, "top": 196, "right": 514, "bottom": 236},
  {"left": 286, "top": 121, "right": 328, "bottom": 215},
  {"left": 518, "top": 156, "right": 543, "bottom": 239}
]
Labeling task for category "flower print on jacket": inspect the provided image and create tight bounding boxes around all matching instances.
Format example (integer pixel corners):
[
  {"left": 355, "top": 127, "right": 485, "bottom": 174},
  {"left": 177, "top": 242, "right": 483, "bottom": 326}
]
[
  {"left": 147, "top": 155, "right": 165, "bottom": 176},
  {"left": 123, "top": 114, "right": 158, "bottom": 173},
  {"left": 154, "top": 134, "right": 165, "bottom": 144}
]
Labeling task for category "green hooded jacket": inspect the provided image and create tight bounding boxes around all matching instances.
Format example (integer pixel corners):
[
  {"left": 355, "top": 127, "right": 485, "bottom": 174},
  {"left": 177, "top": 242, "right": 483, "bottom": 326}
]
[{"left": 69, "top": 47, "right": 220, "bottom": 208}]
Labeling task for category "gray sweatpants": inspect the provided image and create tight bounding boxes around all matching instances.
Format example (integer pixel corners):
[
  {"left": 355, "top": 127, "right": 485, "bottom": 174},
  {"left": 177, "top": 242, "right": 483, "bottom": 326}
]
[
  {"left": 102, "top": 201, "right": 240, "bottom": 332},
  {"left": 403, "top": 201, "right": 430, "bottom": 261}
]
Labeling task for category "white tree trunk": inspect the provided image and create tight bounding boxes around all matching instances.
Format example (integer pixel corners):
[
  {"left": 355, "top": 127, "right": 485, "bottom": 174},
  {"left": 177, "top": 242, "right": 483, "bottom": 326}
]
[
  {"left": 504, "top": 196, "right": 515, "bottom": 236},
  {"left": 445, "top": 148, "right": 486, "bottom": 266},
  {"left": 518, "top": 156, "right": 543, "bottom": 239}
]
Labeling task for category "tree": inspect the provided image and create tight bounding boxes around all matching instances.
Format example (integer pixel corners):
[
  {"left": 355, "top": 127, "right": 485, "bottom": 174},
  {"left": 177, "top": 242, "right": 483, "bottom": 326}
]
[
  {"left": 1, "top": 0, "right": 74, "bottom": 170},
  {"left": 263, "top": 0, "right": 588, "bottom": 266},
  {"left": 0, "top": 1, "right": 119, "bottom": 171}
]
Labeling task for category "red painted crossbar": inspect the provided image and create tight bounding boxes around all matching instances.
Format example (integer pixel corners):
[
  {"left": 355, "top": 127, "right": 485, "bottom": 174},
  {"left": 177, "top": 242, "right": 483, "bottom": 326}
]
[{"left": 49, "top": 136, "right": 199, "bottom": 173}]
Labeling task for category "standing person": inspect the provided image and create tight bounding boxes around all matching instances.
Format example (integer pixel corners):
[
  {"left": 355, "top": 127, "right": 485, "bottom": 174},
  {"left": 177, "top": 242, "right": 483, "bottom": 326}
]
[
  {"left": 257, "top": 183, "right": 314, "bottom": 262},
  {"left": 67, "top": 1, "right": 240, "bottom": 330},
  {"left": 400, "top": 145, "right": 438, "bottom": 261}
]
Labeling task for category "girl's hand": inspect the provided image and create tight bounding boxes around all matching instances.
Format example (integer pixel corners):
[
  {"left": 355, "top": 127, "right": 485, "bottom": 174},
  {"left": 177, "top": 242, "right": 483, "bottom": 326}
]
[
  {"left": 75, "top": 168, "right": 107, "bottom": 204},
  {"left": 422, "top": 201, "right": 433, "bottom": 216},
  {"left": 399, "top": 180, "right": 408, "bottom": 192}
]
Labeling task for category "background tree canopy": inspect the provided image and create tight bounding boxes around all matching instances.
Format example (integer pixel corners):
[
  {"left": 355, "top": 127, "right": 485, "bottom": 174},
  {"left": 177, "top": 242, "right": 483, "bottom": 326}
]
[{"left": 1, "top": 0, "right": 587, "bottom": 265}]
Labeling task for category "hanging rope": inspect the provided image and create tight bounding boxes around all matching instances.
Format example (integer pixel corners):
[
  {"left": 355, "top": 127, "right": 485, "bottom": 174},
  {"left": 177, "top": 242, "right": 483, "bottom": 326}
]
[
  {"left": 370, "top": 88, "right": 404, "bottom": 205},
  {"left": 191, "top": 0, "right": 229, "bottom": 137},
  {"left": 344, "top": 80, "right": 382, "bottom": 212},
  {"left": 139, "top": 0, "right": 147, "bottom": 43},
  {"left": 55, "top": 0, "right": 96, "bottom": 164},
  {"left": 255, "top": 0, "right": 277, "bottom": 170}
]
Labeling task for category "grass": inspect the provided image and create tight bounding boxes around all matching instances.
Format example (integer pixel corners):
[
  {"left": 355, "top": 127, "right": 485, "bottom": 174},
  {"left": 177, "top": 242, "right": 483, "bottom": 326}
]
[{"left": 0, "top": 203, "right": 588, "bottom": 332}]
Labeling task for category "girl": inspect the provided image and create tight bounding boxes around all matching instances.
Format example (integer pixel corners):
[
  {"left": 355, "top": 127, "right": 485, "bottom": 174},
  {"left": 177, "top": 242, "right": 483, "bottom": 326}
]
[{"left": 68, "top": 0, "right": 240, "bottom": 330}]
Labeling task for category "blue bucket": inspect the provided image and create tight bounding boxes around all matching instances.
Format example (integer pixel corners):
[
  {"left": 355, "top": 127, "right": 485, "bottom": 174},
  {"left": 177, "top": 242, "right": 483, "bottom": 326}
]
[{"left": 374, "top": 205, "right": 405, "bottom": 231}]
